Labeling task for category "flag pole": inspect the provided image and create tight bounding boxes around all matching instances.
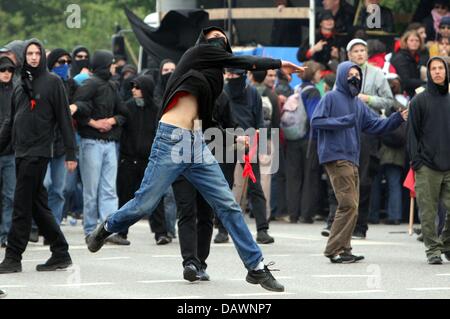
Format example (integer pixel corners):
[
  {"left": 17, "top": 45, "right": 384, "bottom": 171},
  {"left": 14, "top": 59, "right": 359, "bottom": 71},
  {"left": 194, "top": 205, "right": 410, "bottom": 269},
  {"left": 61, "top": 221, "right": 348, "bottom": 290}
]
[{"left": 408, "top": 197, "right": 414, "bottom": 236}]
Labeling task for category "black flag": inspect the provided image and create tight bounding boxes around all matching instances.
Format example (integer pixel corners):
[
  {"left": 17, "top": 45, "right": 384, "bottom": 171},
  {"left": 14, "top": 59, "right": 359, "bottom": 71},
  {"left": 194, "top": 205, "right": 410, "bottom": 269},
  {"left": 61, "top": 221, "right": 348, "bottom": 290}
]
[{"left": 125, "top": 7, "right": 209, "bottom": 68}]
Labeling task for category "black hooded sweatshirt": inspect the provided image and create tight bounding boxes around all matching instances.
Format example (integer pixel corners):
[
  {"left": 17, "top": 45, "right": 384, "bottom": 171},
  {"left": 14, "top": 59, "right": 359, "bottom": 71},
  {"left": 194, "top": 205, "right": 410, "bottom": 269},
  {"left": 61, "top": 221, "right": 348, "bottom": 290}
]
[
  {"left": 0, "top": 56, "right": 16, "bottom": 156},
  {"left": 158, "top": 26, "right": 282, "bottom": 131},
  {"left": 120, "top": 75, "right": 159, "bottom": 161},
  {"left": 73, "top": 50, "right": 127, "bottom": 141},
  {"left": 407, "top": 56, "right": 450, "bottom": 172},
  {"left": 2, "top": 39, "right": 76, "bottom": 161}
]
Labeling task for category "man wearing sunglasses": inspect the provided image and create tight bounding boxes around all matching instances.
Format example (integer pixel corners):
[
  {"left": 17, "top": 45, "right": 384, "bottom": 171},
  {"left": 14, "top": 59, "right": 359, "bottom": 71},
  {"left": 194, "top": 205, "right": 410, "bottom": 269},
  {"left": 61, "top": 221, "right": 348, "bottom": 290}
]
[
  {"left": 41, "top": 49, "right": 76, "bottom": 228},
  {"left": 0, "top": 53, "right": 16, "bottom": 249}
]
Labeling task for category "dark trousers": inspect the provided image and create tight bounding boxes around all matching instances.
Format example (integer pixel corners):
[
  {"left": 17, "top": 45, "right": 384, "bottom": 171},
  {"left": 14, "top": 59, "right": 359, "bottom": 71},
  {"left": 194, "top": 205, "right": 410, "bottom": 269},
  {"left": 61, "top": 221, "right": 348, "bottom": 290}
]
[
  {"left": 285, "top": 139, "right": 321, "bottom": 221},
  {"left": 117, "top": 158, "right": 167, "bottom": 239},
  {"left": 270, "top": 142, "right": 288, "bottom": 218},
  {"left": 6, "top": 157, "right": 69, "bottom": 261},
  {"left": 217, "top": 159, "right": 269, "bottom": 234},
  {"left": 173, "top": 176, "right": 214, "bottom": 270}
]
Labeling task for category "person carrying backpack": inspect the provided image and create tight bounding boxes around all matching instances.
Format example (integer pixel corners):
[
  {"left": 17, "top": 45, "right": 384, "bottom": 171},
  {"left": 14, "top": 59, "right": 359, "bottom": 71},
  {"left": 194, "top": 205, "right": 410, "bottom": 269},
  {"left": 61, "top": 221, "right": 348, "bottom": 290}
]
[{"left": 281, "top": 61, "right": 323, "bottom": 224}]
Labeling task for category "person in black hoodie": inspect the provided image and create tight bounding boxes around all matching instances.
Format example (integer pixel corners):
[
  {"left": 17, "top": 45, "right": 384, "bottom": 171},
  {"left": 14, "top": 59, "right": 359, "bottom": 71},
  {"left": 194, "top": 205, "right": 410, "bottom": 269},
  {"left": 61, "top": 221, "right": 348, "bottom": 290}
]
[
  {"left": 0, "top": 54, "right": 17, "bottom": 248},
  {"left": 44, "top": 48, "right": 75, "bottom": 225},
  {"left": 408, "top": 56, "right": 450, "bottom": 265},
  {"left": 87, "top": 26, "right": 305, "bottom": 292},
  {"left": 116, "top": 74, "right": 172, "bottom": 245},
  {"left": 70, "top": 46, "right": 90, "bottom": 78},
  {"left": 0, "top": 39, "right": 77, "bottom": 274},
  {"left": 153, "top": 59, "right": 176, "bottom": 108},
  {"left": 70, "top": 50, "right": 128, "bottom": 246}
]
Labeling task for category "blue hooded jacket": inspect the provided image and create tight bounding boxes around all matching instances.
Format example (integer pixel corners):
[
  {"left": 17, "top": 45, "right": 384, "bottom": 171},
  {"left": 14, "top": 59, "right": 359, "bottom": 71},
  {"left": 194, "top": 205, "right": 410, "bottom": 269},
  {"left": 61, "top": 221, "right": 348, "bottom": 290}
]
[{"left": 311, "top": 61, "right": 404, "bottom": 166}]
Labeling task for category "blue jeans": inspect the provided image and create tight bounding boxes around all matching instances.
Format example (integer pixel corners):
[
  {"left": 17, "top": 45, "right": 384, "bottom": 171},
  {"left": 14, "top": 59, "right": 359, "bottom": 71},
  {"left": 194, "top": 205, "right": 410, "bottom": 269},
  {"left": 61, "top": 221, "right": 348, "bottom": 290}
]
[
  {"left": 164, "top": 186, "right": 177, "bottom": 236},
  {"left": 80, "top": 138, "right": 118, "bottom": 236},
  {"left": 0, "top": 155, "right": 16, "bottom": 244},
  {"left": 369, "top": 164, "right": 403, "bottom": 222},
  {"left": 44, "top": 155, "right": 67, "bottom": 224},
  {"left": 63, "top": 133, "right": 83, "bottom": 219},
  {"left": 106, "top": 122, "right": 263, "bottom": 270}
]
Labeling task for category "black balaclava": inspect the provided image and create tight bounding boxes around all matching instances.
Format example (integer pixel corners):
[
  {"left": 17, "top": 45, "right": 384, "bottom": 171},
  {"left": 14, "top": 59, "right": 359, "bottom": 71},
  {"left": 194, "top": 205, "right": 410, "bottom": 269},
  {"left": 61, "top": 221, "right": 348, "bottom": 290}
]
[
  {"left": 91, "top": 50, "right": 113, "bottom": 81},
  {"left": 347, "top": 75, "right": 362, "bottom": 97},
  {"left": 226, "top": 69, "right": 247, "bottom": 101},
  {"left": 71, "top": 46, "right": 90, "bottom": 77}
]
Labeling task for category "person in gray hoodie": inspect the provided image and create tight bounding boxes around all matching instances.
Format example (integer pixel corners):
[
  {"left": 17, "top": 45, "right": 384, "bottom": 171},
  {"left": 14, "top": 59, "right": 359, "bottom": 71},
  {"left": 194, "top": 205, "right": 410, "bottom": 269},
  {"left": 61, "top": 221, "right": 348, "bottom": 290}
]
[{"left": 311, "top": 61, "right": 407, "bottom": 263}]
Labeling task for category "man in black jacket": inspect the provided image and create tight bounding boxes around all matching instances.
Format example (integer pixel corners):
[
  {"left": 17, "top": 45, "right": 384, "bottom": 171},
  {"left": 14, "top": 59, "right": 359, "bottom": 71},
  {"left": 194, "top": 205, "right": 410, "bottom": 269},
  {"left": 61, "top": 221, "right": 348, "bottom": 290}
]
[
  {"left": 0, "top": 39, "right": 77, "bottom": 274},
  {"left": 70, "top": 50, "right": 128, "bottom": 245},
  {"left": 0, "top": 54, "right": 17, "bottom": 248},
  {"left": 87, "top": 26, "right": 304, "bottom": 292},
  {"left": 408, "top": 56, "right": 450, "bottom": 265},
  {"left": 116, "top": 74, "right": 172, "bottom": 245}
]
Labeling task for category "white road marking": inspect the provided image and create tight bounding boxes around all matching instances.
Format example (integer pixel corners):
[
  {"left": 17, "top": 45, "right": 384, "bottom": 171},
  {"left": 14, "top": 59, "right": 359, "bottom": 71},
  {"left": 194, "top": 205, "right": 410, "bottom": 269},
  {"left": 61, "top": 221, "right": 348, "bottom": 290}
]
[
  {"left": 265, "top": 254, "right": 291, "bottom": 257},
  {"left": 407, "top": 287, "right": 450, "bottom": 291},
  {"left": 137, "top": 279, "right": 186, "bottom": 284},
  {"left": 228, "top": 276, "right": 293, "bottom": 281},
  {"left": 150, "top": 255, "right": 179, "bottom": 258},
  {"left": 313, "top": 275, "right": 377, "bottom": 278},
  {"left": 436, "top": 274, "right": 450, "bottom": 276},
  {"left": 0, "top": 285, "right": 27, "bottom": 288},
  {"left": 319, "top": 290, "right": 385, "bottom": 294},
  {"left": 225, "top": 292, "right": 296, "bottom": 297},
  {"left": 27, "top": 245, "right": 120, "bottom": 251},
  {"left": 156, "top": 296, "right": 203, "bottom": 299},
  {"left": 95, "top": 257, "right": 131, "bottom": 261},
  {"left": 22, "top": 259, "right": 46, "bottom": 263},
  {"left": 51, "top": 282, "right": 115, "bottom": 287}
]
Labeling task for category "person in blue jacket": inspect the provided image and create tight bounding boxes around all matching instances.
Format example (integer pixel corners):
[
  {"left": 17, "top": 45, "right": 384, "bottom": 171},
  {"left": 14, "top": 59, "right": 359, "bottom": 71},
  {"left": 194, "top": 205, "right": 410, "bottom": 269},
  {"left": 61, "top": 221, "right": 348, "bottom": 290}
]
[{"left": 311, "top": 61, "right": 408, "bottom": 263}]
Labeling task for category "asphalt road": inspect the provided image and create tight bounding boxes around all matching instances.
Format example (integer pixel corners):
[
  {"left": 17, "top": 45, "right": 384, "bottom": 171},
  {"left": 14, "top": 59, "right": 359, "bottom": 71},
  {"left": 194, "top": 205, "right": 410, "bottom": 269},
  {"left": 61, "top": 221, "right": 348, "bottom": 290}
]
[{"left": 1, "top": 218, "right": 449, "bottom": 299}]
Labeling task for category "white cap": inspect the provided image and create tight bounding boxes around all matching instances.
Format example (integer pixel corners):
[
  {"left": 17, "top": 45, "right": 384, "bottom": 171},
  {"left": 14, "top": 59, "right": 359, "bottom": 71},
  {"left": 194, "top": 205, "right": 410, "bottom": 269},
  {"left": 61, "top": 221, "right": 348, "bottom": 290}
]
[{"left": 346, "top": 38, "right": 368, "bottom": 52}]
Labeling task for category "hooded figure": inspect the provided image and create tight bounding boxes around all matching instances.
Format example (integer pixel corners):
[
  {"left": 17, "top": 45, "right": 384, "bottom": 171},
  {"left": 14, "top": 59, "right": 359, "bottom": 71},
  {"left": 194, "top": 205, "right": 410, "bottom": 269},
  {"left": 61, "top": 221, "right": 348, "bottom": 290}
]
[
  {"left": 311, "top": 61, "right": 405, "bottom": 263},
  {"left": 158, "top": 26, "right": 281, "bottom": 131},
  {"left": 311, "top": 61, "right": 405, "bottom": 167},
  {"left": 70, "top": 46, "right": 90, "bottom": 77},
  {"left": 47, "top": 48, "right": 71, "bottom": 81},
  {"left": 0, "top": 39, "right": 76, "bottom": 273},
  {"left": 0, "top": 56, "right": 16, "bottom": 156},
  {"left": 4, "top": 40, "right": 25, "bottom": 85},
  {"left": 153, "top": 58, "right": 176, "bottom": 108},
  {"left": 408, "top": 56, "right": 450, "bottom": 264},
  {"left": 408, "top": 56, "right": 450, "bottom": 172}
]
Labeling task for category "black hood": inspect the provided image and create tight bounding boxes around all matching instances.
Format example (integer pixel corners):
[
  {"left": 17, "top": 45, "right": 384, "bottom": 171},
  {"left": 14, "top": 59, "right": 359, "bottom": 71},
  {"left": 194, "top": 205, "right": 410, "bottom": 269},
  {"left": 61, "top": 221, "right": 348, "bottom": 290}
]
[
  {"left": 131, "top": 74, "right": 155, "bottom": 107},
  {"left": 22, "top": 38, "right": 47, "bottom": 77},
  {"left": 426, "top": 56, "right": 449, "bottom": 95},
  {"left": 70, "top": 45, "right": 90, "bottom": 77},
  {"left": 47, "top": 48, "right": 70, "bottom": 69},
  {"left": 195, "top": 26, "right": 233, "bottom": 54},
  {"left": 91, "top": 50, "right": 113, "bottom": 80},
  {"left": 5, "top": 40, "right": 25, "bottom": 69}
]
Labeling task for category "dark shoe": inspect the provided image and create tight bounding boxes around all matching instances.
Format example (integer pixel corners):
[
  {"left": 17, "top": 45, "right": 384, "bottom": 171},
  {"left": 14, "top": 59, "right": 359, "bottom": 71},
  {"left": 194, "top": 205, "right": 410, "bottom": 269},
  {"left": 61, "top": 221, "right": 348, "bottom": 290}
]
[
  {"left": 444, "top": 252, "right": 450, "bottom": 262},
  {"left": 0, "top": 258, "right": 22, "bottom": 274},
  {"left": 156, "top": 236, "right": 171, "bottom": 245},
  {"left": 329, "top": 253, "right": 361, "bottom": 264},
  {"left": 256, "top": 230, "right": 274, "bottom": 244},
  {"left": 246, "top": 262, "right": 284, "bottom": 292},
  {"left": 0, "top": 289, "right": 6, "bottom": 298},
  {"left": 198, "top": 268, "right": 210, "bottom": 281},
  {"left": 43, "top": 238, "right": 50, "bottom": 246},
  {"left": 106, "top": 234, "right": 131, "bottom": 246},
  {"left": 299, "top": 216, "right": 314, "bottom": 224},
  {"left": 87, "top": 221, "right": 112, "bottom": 253},
  {"left": 342, "top": 252, "right": 365, "bottom": 262},
  {"left": 29, "top": 229, "right": 39, "bottom": 243},
  {"left": 384, "top": 219, "right": 401, "bottom": 225},
  {"left": 428, "top": 256, "right": 443, "bottom": 265},
  {"left": 352, "top": 230, "right": 366, "bottom": 240},
  {"left": 321, "top": 227, "right": 330, "bottom": 237},
  {"left": 36, "top": 255, "right": 72, "bottom": 271},
  {"left": 214, "top": 232, "right": 229, "bottom": 244},
  {"left": 183, "top": 264, "right": 200, "bottom": 282}
]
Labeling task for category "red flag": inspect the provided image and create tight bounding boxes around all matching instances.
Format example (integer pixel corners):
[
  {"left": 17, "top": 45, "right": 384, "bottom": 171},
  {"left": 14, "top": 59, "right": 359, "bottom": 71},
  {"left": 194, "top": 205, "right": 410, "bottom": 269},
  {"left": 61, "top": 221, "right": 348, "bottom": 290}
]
[
  {"left": 403, "top": 168, "right": 416, "bottom": 198},
  {"left": 242, "top": 132, "right": 259, "bottom": 183}
]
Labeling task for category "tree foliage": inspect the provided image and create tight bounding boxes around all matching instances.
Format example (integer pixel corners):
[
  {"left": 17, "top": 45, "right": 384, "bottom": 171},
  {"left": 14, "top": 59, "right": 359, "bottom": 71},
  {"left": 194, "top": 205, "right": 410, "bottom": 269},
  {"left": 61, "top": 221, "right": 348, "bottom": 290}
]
[{"left": 0, "top": 0, "right": 156, "bottom": 55}]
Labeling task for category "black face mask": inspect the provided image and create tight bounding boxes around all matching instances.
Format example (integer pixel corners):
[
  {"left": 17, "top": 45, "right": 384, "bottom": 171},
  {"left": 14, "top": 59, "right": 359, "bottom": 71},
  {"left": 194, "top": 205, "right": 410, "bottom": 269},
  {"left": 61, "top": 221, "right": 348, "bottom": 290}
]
[
  {"left": 347, "top": 76, "right": 361, "bottom": 97},
  {"left": 116, "top": 65, "right": 124, "bottom": 76},
  {"left": 207, "top": 37, "right": 227, "bottom": 51},
  {"left": 161, "top": 72, "right": 172, "bottom": 91},
  {"left": 227, "top": 76, "right": 246, "bottom": 100}
]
